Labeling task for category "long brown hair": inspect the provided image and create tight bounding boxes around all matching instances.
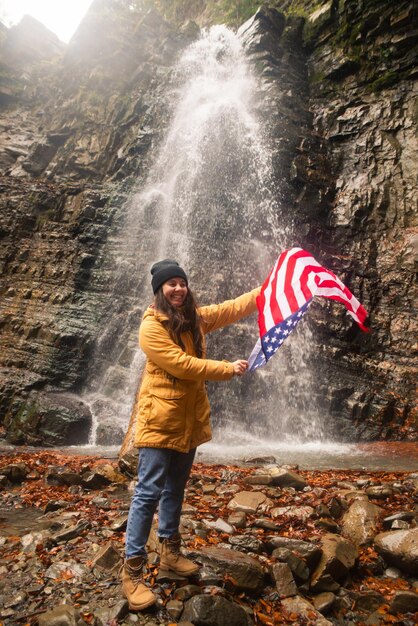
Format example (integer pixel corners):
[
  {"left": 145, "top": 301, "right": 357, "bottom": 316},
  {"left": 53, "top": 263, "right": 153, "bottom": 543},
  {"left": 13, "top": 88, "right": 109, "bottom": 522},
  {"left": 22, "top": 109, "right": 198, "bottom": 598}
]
[{"left": 154, "top": 287, "right": 203, "bottom": 358}]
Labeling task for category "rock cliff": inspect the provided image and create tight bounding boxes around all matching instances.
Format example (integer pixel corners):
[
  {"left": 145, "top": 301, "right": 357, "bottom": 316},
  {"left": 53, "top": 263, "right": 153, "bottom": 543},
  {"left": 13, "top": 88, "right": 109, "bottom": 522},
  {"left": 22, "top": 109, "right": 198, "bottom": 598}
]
[{"left": 0, "top": 0, "right": 416, "bottom": 445}]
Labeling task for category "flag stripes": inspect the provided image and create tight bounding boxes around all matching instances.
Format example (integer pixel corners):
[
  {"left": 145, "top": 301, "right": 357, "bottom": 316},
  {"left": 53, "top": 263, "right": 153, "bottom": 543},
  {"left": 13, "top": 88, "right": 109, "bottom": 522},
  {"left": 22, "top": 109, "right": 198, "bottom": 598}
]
[{"left": 248, "top": 248, "right": 369, "bottom": 371}]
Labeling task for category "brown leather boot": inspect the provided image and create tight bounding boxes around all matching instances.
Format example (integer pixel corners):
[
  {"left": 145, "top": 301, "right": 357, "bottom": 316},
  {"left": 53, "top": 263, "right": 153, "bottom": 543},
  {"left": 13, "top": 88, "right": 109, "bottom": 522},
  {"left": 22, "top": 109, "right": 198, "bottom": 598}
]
[
  {"left": 159, "top": 535, "right": 200, "bottom": 576},
  {"left": 121, "top": 555, "right": 157, "bottom": 611}
]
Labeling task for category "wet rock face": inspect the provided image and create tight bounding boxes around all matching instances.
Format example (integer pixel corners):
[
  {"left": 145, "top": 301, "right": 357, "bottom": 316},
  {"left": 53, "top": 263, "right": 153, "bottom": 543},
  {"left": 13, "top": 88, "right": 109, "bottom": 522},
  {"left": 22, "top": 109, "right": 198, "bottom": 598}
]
[
  {"left": 0, "top": 178, "right": 123, "bottom": 445},
  {"left": 299, "top": 0, "right": 418, "bottom": 440},
  {"left": 0, "top": 5, "right": 192, "bottom": 445},
  {"left": 0, "top": 0, "right": 416, "bottom": 444},
  {"left": 239, "top": 1, "right": 417, "bottom": 441}
]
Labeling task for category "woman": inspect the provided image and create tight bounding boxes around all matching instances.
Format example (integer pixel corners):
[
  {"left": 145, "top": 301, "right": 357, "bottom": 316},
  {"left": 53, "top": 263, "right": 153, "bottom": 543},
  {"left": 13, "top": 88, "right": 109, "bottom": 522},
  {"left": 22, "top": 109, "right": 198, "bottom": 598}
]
[{"left": 122, "top": 259, "right": 260, "bottom": 610}]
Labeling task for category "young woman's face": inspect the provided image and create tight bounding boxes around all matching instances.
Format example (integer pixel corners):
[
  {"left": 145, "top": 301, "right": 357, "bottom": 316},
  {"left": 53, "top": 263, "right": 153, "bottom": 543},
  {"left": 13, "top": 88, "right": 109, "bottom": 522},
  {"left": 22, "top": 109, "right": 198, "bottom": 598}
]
[{"left": 162, "top": 277, "right": 188, "bottom": 308}]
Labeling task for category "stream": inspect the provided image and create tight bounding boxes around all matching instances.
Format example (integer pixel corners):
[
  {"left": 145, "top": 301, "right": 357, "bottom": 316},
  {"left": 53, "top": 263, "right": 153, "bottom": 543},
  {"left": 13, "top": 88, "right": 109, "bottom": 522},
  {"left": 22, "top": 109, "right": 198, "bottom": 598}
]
[{"left": 1, "top": 440, "right": 415, "bottom": 471}]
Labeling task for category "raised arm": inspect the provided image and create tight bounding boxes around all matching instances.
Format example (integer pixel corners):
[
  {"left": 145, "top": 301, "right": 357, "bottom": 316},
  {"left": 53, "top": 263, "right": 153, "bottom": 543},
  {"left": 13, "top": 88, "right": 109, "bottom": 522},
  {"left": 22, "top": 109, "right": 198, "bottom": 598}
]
[
  {"left": 199, "top": 286, "right": 261, "bottom": 334},
  {"left": 139, "top": 318, "right": 235, "bottom": 381}
]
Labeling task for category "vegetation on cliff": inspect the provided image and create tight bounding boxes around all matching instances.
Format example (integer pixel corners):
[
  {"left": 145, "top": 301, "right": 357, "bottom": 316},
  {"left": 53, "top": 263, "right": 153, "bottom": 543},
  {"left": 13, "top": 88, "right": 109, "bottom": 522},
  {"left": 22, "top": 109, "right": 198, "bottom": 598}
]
[{"left": 137, "top": 0, "right": 324, "bottom": 27}]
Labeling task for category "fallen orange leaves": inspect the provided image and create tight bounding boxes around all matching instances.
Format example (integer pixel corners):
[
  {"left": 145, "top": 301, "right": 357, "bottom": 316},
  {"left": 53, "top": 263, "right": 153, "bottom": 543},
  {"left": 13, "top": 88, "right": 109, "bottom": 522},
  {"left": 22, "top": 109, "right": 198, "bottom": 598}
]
[
  {"left": 56, "top": 569, "right": 75, "bottom": 581},
  {"left": 1, "top": 452, "right": 417, "bottom": 626},
  {"left": 255, "top": 611, "right": 274, "bottom": 625}
]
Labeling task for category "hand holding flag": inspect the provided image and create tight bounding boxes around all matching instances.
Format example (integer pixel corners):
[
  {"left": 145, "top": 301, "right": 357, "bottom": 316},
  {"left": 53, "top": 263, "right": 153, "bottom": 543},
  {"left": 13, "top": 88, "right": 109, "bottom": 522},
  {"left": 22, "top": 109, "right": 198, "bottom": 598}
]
[{"left": 248, "top": 248, "right": 369, "bottom": 371}]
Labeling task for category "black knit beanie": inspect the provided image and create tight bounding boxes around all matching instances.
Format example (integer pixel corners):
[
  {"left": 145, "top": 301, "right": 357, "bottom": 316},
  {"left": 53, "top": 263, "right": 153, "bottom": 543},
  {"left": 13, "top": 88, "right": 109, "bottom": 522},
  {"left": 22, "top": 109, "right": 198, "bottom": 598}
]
[{"left": 150, "top": 259, "right": 188, "bottom": 294}]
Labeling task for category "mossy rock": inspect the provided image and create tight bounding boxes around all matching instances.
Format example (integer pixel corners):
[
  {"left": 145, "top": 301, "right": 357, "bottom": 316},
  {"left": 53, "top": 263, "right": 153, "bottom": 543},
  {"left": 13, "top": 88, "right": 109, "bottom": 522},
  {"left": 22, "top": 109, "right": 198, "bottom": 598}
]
[
  {"left": 369, "top": 71, "right": 398, "bottom": 93},
  {"left": 7, "top": 392, "right": 92, "bottom": 446}
]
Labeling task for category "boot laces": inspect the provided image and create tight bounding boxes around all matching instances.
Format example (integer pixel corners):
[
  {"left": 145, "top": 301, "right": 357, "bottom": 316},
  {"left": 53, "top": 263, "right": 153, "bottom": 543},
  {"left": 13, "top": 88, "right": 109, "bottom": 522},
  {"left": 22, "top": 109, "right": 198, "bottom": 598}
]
[
  {"left": 166, "top": 536, "right": 182, "bottom": 556},
  {"left": 125, "top": 558, "right": 145, "bottom": 584}
]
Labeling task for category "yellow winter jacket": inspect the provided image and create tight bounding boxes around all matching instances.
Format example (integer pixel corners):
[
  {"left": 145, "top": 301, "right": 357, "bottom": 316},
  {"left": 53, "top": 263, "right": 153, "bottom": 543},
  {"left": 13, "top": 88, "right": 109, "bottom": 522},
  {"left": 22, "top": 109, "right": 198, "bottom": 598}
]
[{"left": 134, "top": 287, "right": 260, "bottom": 453}]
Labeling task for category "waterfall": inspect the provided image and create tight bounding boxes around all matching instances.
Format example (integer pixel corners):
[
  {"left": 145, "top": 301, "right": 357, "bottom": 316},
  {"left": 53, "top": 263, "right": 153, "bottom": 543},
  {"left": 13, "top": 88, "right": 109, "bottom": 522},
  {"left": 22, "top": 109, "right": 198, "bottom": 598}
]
[{"left": 86, "top": 25, "right": 326, "bottom": 448}]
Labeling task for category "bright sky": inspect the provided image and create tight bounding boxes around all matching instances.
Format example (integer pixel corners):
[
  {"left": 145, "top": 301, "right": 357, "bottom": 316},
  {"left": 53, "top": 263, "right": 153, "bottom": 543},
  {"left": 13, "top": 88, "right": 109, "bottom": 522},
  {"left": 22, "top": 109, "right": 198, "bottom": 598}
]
[{"left": 0, "top": 0, "right": 94, "bottom": 43}]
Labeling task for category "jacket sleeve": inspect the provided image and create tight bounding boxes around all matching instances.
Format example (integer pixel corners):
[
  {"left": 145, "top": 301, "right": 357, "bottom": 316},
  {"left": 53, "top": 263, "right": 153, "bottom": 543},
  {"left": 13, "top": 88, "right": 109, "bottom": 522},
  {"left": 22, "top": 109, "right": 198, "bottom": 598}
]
[
  {"left": 139, "top": 318, "right": 235, "bottom": 381},
  {"left": 199, "top": 287, "right": 261, "bottom": 334}
]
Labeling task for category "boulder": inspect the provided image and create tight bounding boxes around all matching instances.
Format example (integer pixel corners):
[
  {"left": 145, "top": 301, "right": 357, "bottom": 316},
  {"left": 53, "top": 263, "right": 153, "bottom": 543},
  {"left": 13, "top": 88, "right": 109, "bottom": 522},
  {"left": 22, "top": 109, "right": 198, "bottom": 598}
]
[
  {"left": 243, "top": 455, "right": 277, "bottom": 465},
  {"left": 92, "top": 542, "right": 122, "bottom": 572},
  {"left": 95, "top": 601, "right": 129, "bottom": 626},
  {"left": 95, "top": 420, "right": 125, "bottom": 446},
  {"left": 253, "top": 518, "right": 281, "bottom": 531},
  {"left": 52, "top": 520, "right": 90, "bottom": 544},
  {"left": 166, "top": 599, "right": 184, "bottom": 621},
  {"left": 313, "top": 592, "right": 336, "bottom": 614},
  {"left": 227, "top": 490, "right": 272, "bottom": 514},
  {"left": 229, "top": 535, "right": 263, "bottom": 553},
  {"left": 366, "top": 485, "right": 394, "bottom": 499},
  {"left": 181, "top": 594, "right": 248, "bottom": 626},
  {"left": 45, "top": 562, "right": 87, "bottom": 580},
  {"left": 203, "top": 518, "right": 234, "bottom": 534},
  {"left": 341, "top": 499, "right": 382, "bottom": 547},
  {"left": 382, "top": 511, "right": 415, "bottom": 529},
  {"left": 281, "top": 596, "right": 333, "bottom": 626},
  {"left": 266, "top": 536, "right": 322, "bottom": 570},
  {"left": 374, "top": 528, "right": 418, "bottom": 575},
  {"left": 268, "top": 467, "right": 308, "bottom": 490},
  {"left": 348, "top": 590, "right": 385, "bottom": 612},
  {"left": 6, "top": 393, "right": 92, "bottom": 446},
  {"left": 335, "top": 490, "right": 369, "bottom": 505},
  {"left": 90, "top": 463, "right": 127, "bottom": 484},
  {"left": 196, "top": 546, "right": 264, "bottom": 592},
  {"left": 118, "top": 448, "right": 138, "bottom": 478},
  {"left": 389, "top": 590, "right": 418, "bottom": 613},
  {"left": 310, "top": 533, "right": 358, "bottom": 592},
  {"left": 174, "top": 585, "right": 202, "bottom": 602},
  {"left": 227, "top": 511, "right": 247, "bottom": 528},
  {"left": 21, "top": 531, "right": 50, "bottom": 553},
  {"left": 391, "top": 520, "right": 410, "bottom": 530},
  {"left": 272, "top": 547, "right": 310, "bottom": 582},
  {"left": 0, "top": 463, "right": 29, "bottom": 482},
  {"left": 45, "top": 469, "right": 83, "bottom": 487},
  {"left": 81, "top": 471, "right": 112, "bottom": 490},
  {"left": 37, "top": 604, "right": 84, "bottom": 626},
  {"left": 244, "top": 466, "right": 308, "bottom": 489},
  {"left": 271, "top": 505, "right": 314, "bottom": 521},
  {"left": 271, "top": 562, "right": 298, "bottom": 598},
  {"left": 110, "top": 515, "right": 128, "bottom": 532}
]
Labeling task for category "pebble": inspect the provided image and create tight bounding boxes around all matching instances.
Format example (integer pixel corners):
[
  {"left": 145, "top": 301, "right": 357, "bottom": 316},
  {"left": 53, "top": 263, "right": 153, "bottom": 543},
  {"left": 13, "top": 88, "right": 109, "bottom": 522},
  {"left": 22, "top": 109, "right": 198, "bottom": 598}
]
[
  {"left": 313, "top": 591, "right": 336, "bottom": 613},
  {"left": 391, "top": 519, "right": 410, "bottom": 529},
  {"left": 384, "top": 566, "right": 402, "bottom": 578},
  {"left": 203, "top": 517, "right": 234, "bottom": 534}
]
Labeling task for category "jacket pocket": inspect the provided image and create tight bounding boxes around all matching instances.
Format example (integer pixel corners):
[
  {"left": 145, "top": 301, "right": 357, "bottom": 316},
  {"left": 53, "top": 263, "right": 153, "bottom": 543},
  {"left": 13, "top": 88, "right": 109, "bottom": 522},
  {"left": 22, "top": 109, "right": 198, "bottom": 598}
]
[{"left": 149, "top": 385, "right": 186, "bottom": 434}]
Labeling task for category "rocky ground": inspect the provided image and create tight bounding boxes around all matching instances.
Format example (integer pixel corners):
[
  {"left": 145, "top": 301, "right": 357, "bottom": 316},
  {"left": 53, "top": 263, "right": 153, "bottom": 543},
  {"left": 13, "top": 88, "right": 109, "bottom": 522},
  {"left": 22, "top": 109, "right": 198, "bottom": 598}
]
[{"left": 0, "top": 451, "right": 417, "bottom": 626}]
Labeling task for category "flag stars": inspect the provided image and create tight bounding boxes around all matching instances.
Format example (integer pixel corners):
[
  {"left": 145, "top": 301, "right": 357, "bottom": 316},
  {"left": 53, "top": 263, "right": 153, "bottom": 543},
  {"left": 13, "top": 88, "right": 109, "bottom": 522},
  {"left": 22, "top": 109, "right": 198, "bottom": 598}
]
[{"left": 249, "top": 248, "right": 366, "bottom": 372}]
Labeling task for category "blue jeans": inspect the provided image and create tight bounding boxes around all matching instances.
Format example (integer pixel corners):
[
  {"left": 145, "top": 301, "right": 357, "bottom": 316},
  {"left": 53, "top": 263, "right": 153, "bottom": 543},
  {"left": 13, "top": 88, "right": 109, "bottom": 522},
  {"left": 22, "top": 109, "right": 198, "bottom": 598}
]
[{"left": 125, "top": 447, "right": 196, "bottom": 558}]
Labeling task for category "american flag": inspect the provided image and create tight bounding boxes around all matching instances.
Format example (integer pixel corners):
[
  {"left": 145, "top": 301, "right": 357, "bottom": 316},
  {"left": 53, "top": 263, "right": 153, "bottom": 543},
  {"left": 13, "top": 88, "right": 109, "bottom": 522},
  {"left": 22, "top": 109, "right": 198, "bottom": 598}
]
[{"left": 248, "top": 248, "right": 369, "bottom": 371}]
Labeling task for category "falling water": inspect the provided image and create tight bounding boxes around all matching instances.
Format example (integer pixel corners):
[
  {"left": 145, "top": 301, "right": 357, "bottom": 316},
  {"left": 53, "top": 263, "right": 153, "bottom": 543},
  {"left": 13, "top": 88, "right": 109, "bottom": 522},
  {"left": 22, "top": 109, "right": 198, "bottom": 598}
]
[{"left": 87, "top": 25, "right": 328, "bottom": 450}]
